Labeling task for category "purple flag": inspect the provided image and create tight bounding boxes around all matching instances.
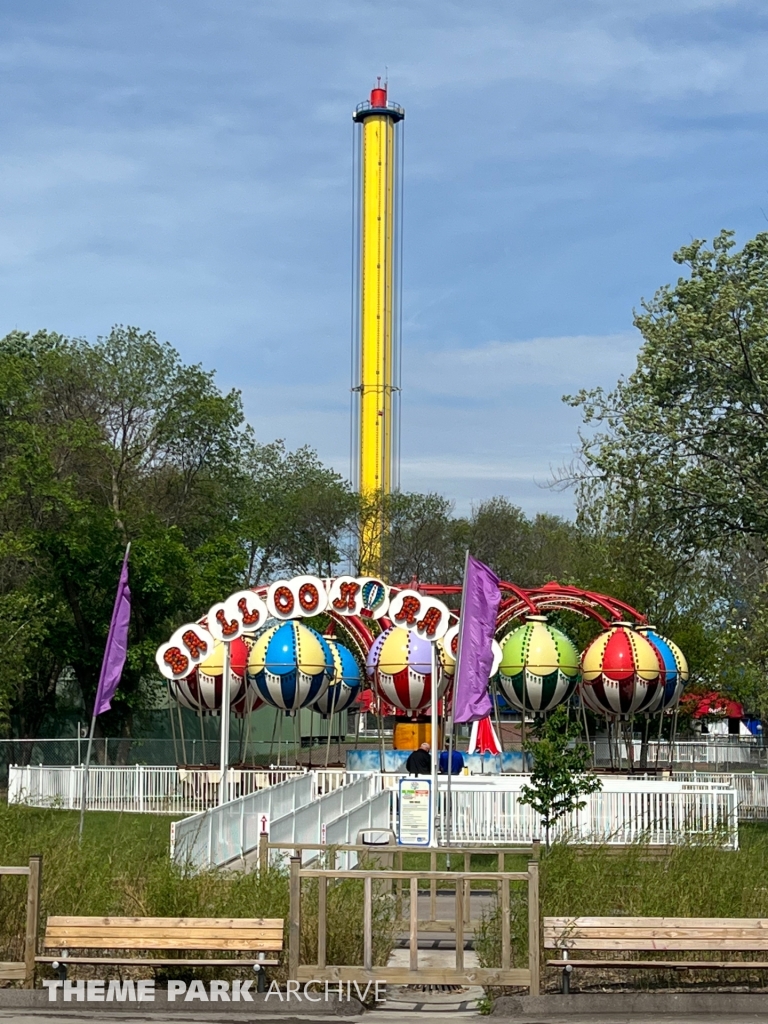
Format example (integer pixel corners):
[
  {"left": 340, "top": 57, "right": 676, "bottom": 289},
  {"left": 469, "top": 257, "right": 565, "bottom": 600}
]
[
  {"left": 93, "top": 548, "right": 131, "bottom": 716},
  {"left": 453, "top": 555, "right": 501, "bottom": 723}
]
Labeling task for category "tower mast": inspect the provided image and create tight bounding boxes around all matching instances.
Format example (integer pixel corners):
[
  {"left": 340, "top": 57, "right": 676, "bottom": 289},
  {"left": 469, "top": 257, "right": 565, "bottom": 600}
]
[{"left": 352, "top": 79, "right": 404, "bottom": 575}]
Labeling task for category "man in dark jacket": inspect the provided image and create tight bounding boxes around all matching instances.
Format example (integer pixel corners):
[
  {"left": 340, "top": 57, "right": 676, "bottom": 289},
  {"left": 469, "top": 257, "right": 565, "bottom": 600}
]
[{"left": 405, "top": 742, "right": 431, "bottom": 775}]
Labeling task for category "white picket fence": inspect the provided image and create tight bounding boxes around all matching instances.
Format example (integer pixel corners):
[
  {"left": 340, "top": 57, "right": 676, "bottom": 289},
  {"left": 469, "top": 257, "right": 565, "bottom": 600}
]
[
  {"left": 436, "top": 777, "right": 739, "bottom": 849},
  {"left": 7, "top": 764, "right": 345, "bottom": 814},
  {"left": 7, "top": 763, "right": 758, "bottom": 850},
  {"left": 593, "top": 739, "right": 766, "bottom": 767}
]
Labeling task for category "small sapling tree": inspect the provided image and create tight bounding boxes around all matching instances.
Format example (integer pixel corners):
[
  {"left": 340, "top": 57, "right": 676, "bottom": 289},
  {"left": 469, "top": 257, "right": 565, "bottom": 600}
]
[{"left": 519, "top": 706, "right": 601, "bottom": 848}]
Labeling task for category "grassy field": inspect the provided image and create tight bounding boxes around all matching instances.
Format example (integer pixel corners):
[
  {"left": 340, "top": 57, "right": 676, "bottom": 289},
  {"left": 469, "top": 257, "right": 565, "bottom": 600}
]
[
  {"left": 0, "top": 804, "right": 290, "bottom": 970},
  {"left": 4, "top": 805, "right": 768, "bottom": 991},
  {"left": 476, "top": 824, "right": 768, "bottom": 989},
  {"left": 0, "top": 803, "right": 393, "bottom": 978}
]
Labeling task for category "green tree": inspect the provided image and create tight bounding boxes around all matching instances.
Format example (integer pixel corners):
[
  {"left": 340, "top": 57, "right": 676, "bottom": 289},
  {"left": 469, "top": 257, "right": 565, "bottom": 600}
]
[
  {"left": 519, "top": 707, "right": 601, "bottom": 848},
  {"left": 567, "top": 230, "right": 768, "bottom": 551},
  {"left": 0, "top": 327, "right": 250, "bottom": 741},
  {"left": 240, "top": 441, "right": 356, "bottom": 583},
  {"left": 562, "top": 230, "right": 768, "bottom": 711},
  {"left": 378, "top": 492, "right": 465, "bottom": 584}
]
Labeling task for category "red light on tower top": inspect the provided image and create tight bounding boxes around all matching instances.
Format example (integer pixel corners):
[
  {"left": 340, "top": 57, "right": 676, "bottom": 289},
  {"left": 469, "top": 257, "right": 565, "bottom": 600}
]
[{"left": 370, "top": 77, "right": 387, "bottom": 108}]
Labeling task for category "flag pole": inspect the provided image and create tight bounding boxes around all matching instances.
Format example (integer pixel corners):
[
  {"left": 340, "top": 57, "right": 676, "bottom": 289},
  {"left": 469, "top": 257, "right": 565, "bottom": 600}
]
[
  {"left": 430, "top": 639, "right": 439, "bottom": 848},
  {"left": 446, "top": 548, "right": 470, "bottom": 850},
  {"left": 78, "top": 707, "right": 98, "bottom": 840},
  {"left": 79, "top": 541, "right": 131, "bottom": 840},
  {"left": 219, "top": 640, "right": 232, "bottom": 806}
]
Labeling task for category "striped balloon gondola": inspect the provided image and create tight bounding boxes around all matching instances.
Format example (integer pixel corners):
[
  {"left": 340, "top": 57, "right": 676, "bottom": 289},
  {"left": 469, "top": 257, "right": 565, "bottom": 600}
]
[
  {"left": 169, "top": 637, "right": 253, "bottom": 716},
  {"left": 313, "top": 639, "right": 361, "bottom": 717},
  {"left": 497, "top": 616, "right": 580, "bottom": 714},
  {"left": 580, "top": 623, "right": 663, "bottom": 719},
  {"left": 637, "top": 627, "right": 689, "bottom": 711},
  {"left": 246, "top": 621, "right": 333, "bottom": 715},
  {"left": 369, "top": 626, "right": 450, "bottom": 715}
]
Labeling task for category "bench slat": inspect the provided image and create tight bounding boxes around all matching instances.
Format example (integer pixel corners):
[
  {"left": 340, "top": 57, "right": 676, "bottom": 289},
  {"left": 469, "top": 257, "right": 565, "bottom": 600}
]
[
  {"left": 45, "top": 927, "right": 283, "bottom": 940},
  {"left": 45, "top": 917, "right": 282, "bottom": 929},
  {"left": 545, "top": 917, "right": 768, "bottom": 929},
  {"left": 546, "top": 959, "right": 768, "bottom": 970},
  {"left": 545, "top": 929, "right": 768, "bottom": 940},
  {"left": 0, "top": 963, "right": 26, "bottom": 980},
  {"left": 545, "top": 938, "right": 768, "bottom": 951},
  {"left": 35, "top": 957, "right": 280, "bottom": 967},
  {"left": 43, "top": 915, "right": 284, "bottom": 953},
  {"left": 44, "top": 936, "right": 282, "bottom": 951}
]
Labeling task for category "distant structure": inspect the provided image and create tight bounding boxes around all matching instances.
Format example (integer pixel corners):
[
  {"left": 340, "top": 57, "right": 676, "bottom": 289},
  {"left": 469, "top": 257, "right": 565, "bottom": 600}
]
[{"left": 351, "top": 79, "right": 404, "bottom": 573}]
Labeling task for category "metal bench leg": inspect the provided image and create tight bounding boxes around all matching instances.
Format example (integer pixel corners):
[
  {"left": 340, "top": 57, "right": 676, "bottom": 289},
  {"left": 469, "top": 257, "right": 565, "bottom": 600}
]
[
  {"left": 562, "top": 955, "right": 572, "bottom": 994},
  {"left": 51, "top": 960, "right": 68, "bottom": 982},
  {"left": 255, "top": 954, "right": 267, "bottom": 993}
]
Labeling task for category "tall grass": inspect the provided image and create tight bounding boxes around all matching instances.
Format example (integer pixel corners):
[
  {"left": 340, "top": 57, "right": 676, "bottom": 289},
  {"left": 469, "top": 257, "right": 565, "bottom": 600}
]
[
  {"left": 476, "top": 825, "right": 768, "bottom": 990},
  {"left": 0, "top": 805, "right": 396, "bottom": 983},
  {"left": 0, "top": 805, "right": 288, "bottom": 970}
]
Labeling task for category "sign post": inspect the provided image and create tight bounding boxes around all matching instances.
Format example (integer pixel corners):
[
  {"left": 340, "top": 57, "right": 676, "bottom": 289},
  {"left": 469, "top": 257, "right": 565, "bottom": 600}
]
[
  {"left": 218, "top": 641, "right": 231, "bottom": 806},
  {"left": 430, "top": 640, "right": 439, "bottom": 847},
  {"left": 397, "top": 777, "right": 433, "bottom": 846}
]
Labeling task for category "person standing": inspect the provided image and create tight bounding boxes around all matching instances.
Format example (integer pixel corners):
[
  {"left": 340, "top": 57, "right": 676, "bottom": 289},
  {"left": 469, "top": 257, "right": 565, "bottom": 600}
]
[
  {"left": 439, "top": 747, "right": 465, "bottom": 774},
  {"left": 405, "top": 742, "right": 431, "bottom": 775}
]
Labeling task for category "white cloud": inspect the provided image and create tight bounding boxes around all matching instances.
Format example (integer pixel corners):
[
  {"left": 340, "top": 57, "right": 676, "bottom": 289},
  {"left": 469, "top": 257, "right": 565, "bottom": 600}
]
[{"left": 406, "top": 333, "right": 639, "bottom": 397}]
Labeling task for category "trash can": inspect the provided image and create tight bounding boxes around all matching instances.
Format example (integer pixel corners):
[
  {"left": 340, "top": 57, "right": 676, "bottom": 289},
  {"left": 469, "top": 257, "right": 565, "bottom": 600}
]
[{"left": 357, "top": 828, "right": 397, "bottom": 869}]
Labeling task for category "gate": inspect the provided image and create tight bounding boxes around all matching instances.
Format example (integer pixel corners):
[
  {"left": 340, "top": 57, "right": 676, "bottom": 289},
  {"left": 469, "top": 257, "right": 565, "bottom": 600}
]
[{"left": 286, "top": 853, "right": 540, "bottom": 992}]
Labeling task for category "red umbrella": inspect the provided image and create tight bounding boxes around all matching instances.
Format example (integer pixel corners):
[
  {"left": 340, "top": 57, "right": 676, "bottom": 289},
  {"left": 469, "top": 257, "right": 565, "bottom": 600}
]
[{"left": 468, "top": 716, "right": 501, "bottom": 754}]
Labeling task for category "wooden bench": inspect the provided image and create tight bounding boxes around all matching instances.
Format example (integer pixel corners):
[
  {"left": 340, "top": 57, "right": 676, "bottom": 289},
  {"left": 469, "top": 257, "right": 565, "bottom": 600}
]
[
  {"left": 545, "top": 917, "right": 768, "bottom": 993},
  {"left": 36, "top": 916, "right": 283, "bottom": 986}
]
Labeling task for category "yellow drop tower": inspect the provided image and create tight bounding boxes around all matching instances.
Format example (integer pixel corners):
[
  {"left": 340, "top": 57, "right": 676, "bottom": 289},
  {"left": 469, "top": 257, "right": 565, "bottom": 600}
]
[{"left": 352, "top": 81, "right": 404, "bottom": 574}]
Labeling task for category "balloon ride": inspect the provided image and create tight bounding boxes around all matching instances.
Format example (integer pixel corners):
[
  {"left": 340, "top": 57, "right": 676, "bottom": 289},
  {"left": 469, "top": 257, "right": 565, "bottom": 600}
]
[
  {"left": 580, "top": 622, "right": 664, "bottom": 718},
  {"left": 497, "top": 616, "right": 580, "bottom": 714},
  {"left": 247, "top": 621, "right": 333, "bottom": 715}
]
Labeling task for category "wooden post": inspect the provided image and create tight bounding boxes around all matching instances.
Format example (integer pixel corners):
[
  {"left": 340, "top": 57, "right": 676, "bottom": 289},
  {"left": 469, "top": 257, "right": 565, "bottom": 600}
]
[
  {"left": 429, "top": 850, "right": 437, "bottom": 922},
  {"left": 259, "top": 833, "right": 269, "bottom": 874},
  {"left": 501, "top": 875, "right": 511, "bottom": 971},
  {"left": 454, "top": 878, "right": 464, "bottom": 972},
  {"left": 363, "top": 876, "right": 373, "bottom": 970},
  {"left": 24, "top": 855, "right": 41, "bottom": 989},
  {"left": 409, "top": 876, "right": 418, "bottom": 972},
  {"left": 317, "top": 875, "right": 327, "bottom": 969},
  {"left": 288, "top": 857, "right": 301, "bottom": 981},
  {"left": 463, "top": 853, "right": 471, "bottom": 924},
  {"left": 532, "top": 838, "right": 541, "bottom": 862},
  {"left": 397, "top": 849, "right": 404, "bottom": 908},
  {"left": 527, "top": 859, "right": 540, "bottom": 997}
]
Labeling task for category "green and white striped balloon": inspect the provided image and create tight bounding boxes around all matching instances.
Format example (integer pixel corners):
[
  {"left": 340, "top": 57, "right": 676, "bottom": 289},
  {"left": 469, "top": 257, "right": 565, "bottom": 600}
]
[{"left": 497, "top": 616, "right": 579, "bottom": 714}]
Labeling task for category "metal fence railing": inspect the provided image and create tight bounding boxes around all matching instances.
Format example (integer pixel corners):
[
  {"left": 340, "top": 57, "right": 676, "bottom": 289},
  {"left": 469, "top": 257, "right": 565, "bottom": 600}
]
[
  {"left": 436, "top": 777, "right": 739, "bottom": 849},
  {"left": 7, "top": 763, "right": 312, "bottom": 814},
  {"left": 0, "top": 737, "right": 353, "bottom": 787},
  {"left": 170, "top": 774, "right": 315, "bottom": 867},
  {"left": 268, "top": 777, "right": 377, "bottom": 866},
  {"left": 592, "top": 738, "right": 767, "bottom": 768},
  {"left": 170, "top": 775, "right": 393, "bottom": 873}
]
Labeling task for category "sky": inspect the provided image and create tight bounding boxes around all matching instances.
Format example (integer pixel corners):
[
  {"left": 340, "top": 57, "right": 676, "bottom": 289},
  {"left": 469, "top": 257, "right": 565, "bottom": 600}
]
[{"left": 1, "top": 1, "right": 767, "bottom": 516}]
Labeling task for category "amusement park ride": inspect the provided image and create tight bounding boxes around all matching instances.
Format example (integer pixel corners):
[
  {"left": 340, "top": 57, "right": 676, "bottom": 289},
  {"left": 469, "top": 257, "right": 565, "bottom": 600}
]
[{"left": 155, "top": 82, "right": 690, "bottom": 785}]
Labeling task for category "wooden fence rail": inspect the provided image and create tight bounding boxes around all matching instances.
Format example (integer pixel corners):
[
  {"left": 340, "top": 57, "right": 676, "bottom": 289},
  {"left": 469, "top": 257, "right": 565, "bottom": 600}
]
[
  {"left": 287, "top": 857, "right": 540, "bottom": 993},
  {"left": 260, "top": 838, "right": 539, "bottom": 928},
  {"left": 0, "top": 856, "right": 41, "bottom": 988}
]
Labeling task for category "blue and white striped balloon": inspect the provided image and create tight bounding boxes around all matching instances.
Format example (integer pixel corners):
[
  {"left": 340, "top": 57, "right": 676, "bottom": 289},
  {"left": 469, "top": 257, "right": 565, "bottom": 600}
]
[
  {"left": 313, "top": 640, "right": 361, "bottom": 718},
  {"left": 247, "top": 621, "right": 333, "bottom": 715}
]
